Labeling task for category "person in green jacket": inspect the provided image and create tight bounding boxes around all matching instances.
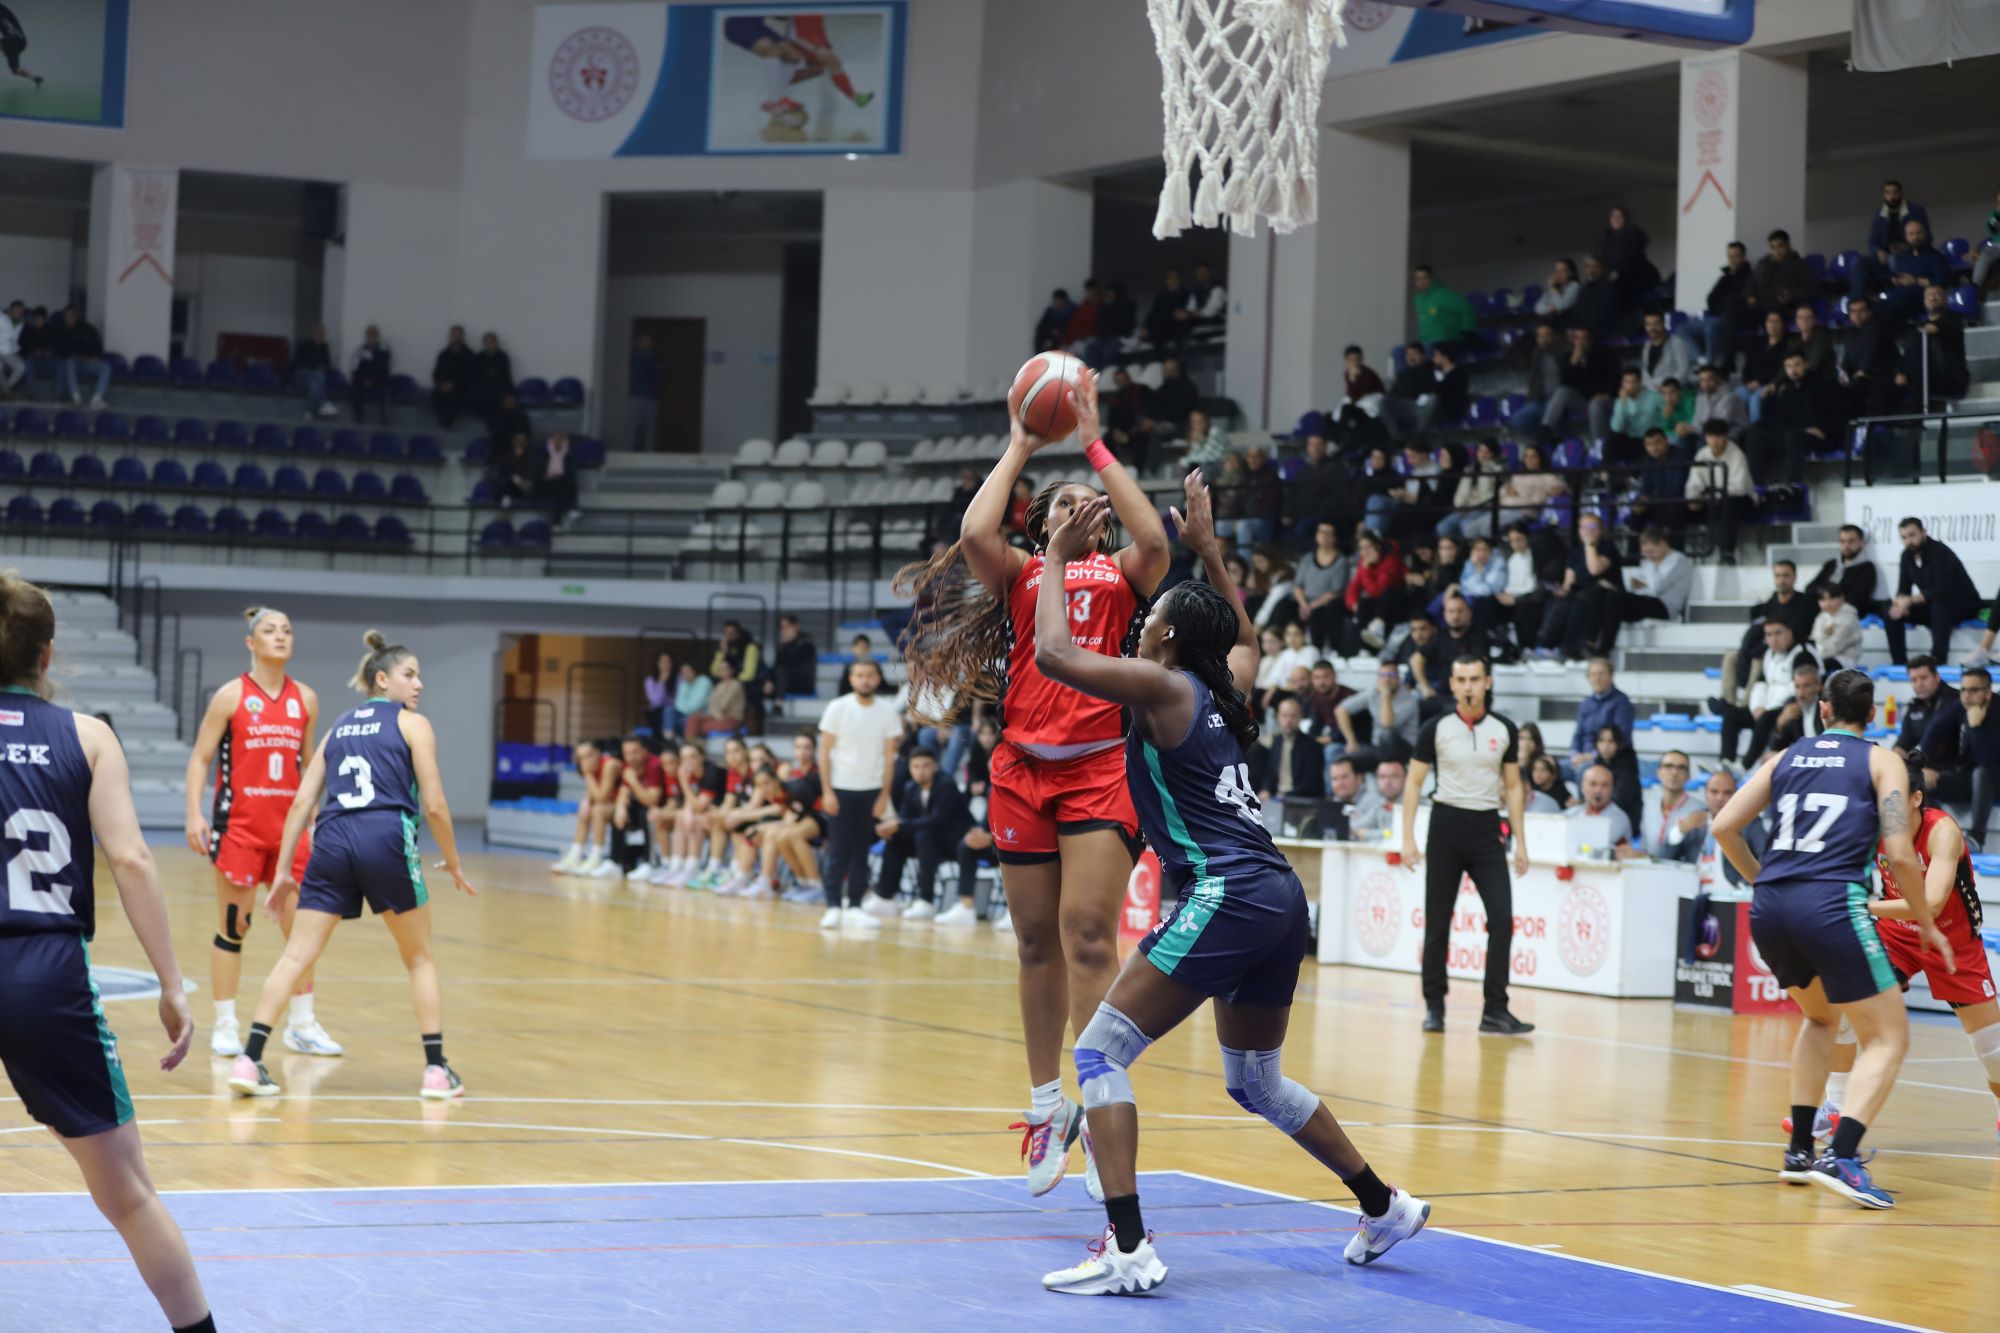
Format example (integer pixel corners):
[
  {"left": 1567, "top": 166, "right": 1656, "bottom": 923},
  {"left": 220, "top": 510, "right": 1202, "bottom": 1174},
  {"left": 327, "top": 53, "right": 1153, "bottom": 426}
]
[{"left": 1412, "top": 265, "right": 1478, "bottom": 347}]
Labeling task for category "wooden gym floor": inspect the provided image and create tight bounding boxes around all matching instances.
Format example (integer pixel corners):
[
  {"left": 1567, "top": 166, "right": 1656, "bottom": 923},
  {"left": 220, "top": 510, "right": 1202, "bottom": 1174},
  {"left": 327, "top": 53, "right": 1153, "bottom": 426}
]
[{"left": 3, "top": 843, "right": 1994, "bottom": 1330}]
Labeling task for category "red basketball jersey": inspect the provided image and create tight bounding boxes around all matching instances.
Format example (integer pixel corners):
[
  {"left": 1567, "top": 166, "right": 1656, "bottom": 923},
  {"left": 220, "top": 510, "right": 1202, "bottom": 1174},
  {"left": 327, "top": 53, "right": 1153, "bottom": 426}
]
[
  {"left": 1875, "top": 805, "right": 1984, "bottom": 946},
  {"left": 1004, "top": 551, "right": 1139, "bottom": 752},
  {"left": 211, "top": 674, "right": 310, "bottom": 848}
]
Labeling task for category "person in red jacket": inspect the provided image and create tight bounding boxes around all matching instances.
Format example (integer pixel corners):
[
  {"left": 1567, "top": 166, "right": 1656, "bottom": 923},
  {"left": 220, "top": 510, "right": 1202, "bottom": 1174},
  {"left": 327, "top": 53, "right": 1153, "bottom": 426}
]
[{"left": 1344, "top": 530, "right": 1408, "bottom": 654}]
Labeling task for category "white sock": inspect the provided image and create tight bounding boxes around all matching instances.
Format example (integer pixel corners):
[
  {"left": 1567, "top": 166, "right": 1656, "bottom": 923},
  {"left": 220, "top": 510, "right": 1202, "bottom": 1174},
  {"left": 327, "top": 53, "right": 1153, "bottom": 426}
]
[
  {"left": 290, "top": 992, "right": 315, "bottom": 1026},
  {"left": 1826, "top": 1071, "right": 1850, "bottom": 1110},
  {"left": 215, "top": 998, "right": 237, "bottom": 1025},
  {"left": 566, "top": 842, "right": 583, "bottom": 858},
  {"left": 1029, "top": 1078, "right": 1063, "bottom": 1121}
]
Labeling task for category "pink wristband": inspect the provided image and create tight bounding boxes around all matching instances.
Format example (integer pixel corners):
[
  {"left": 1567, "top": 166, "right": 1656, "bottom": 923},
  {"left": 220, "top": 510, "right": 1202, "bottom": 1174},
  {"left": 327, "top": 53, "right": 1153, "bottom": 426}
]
[{"left": 1085, "top": 438, "right": 1116, "bottom": 472}]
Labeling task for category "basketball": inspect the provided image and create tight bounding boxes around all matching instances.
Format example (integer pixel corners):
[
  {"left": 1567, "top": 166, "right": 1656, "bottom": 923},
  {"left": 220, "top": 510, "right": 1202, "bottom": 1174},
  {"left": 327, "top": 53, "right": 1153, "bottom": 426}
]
[{"left": 1009, "top": 352, "right": 1084, "bottom": 439}]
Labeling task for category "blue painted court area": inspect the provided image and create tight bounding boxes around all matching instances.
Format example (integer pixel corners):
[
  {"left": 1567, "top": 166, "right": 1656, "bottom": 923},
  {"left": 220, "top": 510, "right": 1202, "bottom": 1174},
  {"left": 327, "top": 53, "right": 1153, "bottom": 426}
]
[{"left": 0, "top": 1172, "right": 1905, "bottom": 1331}]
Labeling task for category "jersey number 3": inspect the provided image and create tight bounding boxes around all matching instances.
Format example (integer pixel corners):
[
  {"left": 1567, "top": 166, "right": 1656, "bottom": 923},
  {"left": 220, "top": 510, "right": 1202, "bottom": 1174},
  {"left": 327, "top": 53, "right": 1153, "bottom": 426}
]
[
  {"left": 336, "top": 755, "right": 376, "bottom": 809},
  {"left": 1771, "top": 792, "right": 1847, "bottom": 854},
  {"left": 4, "top": 809, "right": 75, "bottom": 916}
]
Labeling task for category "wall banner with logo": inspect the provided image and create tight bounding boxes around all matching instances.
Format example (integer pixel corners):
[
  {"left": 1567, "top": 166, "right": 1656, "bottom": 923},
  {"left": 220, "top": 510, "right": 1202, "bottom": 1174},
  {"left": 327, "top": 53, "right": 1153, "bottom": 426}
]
[{"left": 528, "top": 3, "right": 906, "bottom": 159}]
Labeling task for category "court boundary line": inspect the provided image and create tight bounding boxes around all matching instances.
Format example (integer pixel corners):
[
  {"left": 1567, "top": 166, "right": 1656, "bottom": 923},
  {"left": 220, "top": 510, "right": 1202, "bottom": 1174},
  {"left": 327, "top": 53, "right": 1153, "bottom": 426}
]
[{"left": 1163, "top": 1170, "right": 1937, "bottom": 1331}]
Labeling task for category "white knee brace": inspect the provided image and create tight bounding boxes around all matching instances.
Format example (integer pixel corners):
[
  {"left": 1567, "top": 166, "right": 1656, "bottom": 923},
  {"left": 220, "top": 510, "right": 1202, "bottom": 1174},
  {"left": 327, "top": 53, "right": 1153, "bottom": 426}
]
[
  {"left": 1221, "top": 1045, "right": 1318, "bottom": 1136},
  {"left": 1970, "top": 1020, "right": 2000, "bottom": 1085},
  {"left": 1836, "top": 1015, "right": 1857, "bottom": 1046},
  {"left": 1075, "top": 1003, "right": 1152, "bottom": 1110}
]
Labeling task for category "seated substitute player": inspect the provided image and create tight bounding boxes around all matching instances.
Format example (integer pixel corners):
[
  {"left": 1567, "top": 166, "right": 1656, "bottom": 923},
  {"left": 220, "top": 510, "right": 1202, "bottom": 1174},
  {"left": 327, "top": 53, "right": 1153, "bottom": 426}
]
[
  {"left": 1712, "top": 668, "right": 1952, "bottom": 1209},
  {"left": 1030, "top": 473, "right": 1425, "bottom": 1296}
]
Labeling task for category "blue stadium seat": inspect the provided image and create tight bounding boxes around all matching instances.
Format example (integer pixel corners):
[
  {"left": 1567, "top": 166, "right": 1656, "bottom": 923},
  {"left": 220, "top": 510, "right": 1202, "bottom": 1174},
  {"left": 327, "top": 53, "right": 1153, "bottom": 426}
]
[
  {"left": 515, "top": 519, "right": 552, "bottom": 547},
  {"left": 170, "top": 357, "right": 204, "bottom": 388},
  {"left": 1948, "top": 284, "right": 1980, "bottom": 319},
  {"left": 256, "top": 422, "right": 294, "bottom": 452},
  {"left": 405, "top": 433, "right": 443, "bottom": 464},
  {"left": 466, "top": 477, "right": 496, "bottom": 504},
  {"left": 1464, "top": 396, "right": 1497, "bottom": 428},
  {"left": 213, "top": 505, "right": 250, "bottom": 536},
  {"left": 0, "top": 450, "right": 21, "bottom": 478},
  {"left": 389, "top": 374, "right": 421, "bottom": 404},
  {"left": 478, "top": 519, "right": 514, "bottom": 547},
  {"left": 515, "top": 377, "right": 550, "bottom": 408},
  {"left": 111, "top": 456, "right": 148, "bottom": 486},
  {"left": 214, "top": 420, "right": 250, "bottom": 450},
  {"left": 153, "top": 458, "right": 190, "bottom": 488},
  {"left": 48, "top": 498, "right": 86, "bottom": 528},
  {"left": 129, "top": 502, "right": 168, "bottom": 531},
  {"left": 570, "top": 436, "right": 604, "bottom": 468},
  {"left": 312, "top": 468, "right": 348, "bottom": 498},
  {"left": 1942, "top": 237, "right": 1971, "bottom": 266},
  {"left": 192, "top": 460, "right": 230, "bottom": 491},
  {"left": 350, "top": 471, "right": 387, "bottom": 500},
  {"left": 233, "top": 463, "right": 271, "bottom": 493},
  {"left": 1, "top": 408, "right": 20, "bottom": 436},
  {"left": 367, "top": 431, "right": 402, "bottom": 460},
  {"left": 333, "top": 513, "right": 372, "bottom": 544},
  {"left": 330, "top": 428, "right": 364, "bottom": 458},
  {"left": 173, "top": 418, "right": 210, "bottom": 446},
  {"left": 94, "top": 412, "right": 131, "bottom": 441},
  {"left": 133, "top": 415, "right": 170, "bottom": 444},
  {"left": 551, "top": 377, "right": 584, "bottom": 407},
  {"left": 129, "top": 355, "right": 168, "bottom": 385},
  {"left": 1829, "top": 249, "right": 1860, "bottom": 282},
  {"left": 13, "top": 407, "right": 50, "bottom": 437},
  {"left": 89, "top": 500, "right": 125, "bottom": 530},
  {"left": 7, "top": 495, "right": 44, "bottom": 526},
  {"left": 294, "top": 511, "right": 332, "bottom": 541},
  {"left": 374, "top": 514, "right": 413, "bottom": 546},
  {"left": 70, "top": 454, "right": 107, "bottom": 482},
  {"left": 326, "top": 368, "right": 349, "bottom": 396},
  {"left": 28, "top": 451, "right": 64, "bottom": 479},
  {"left": 273, "top": 465, "right": 310, "bottom": 495},
  {"left": 172, "top": 504, "right": 210, "bottom": 534},
  {"left": 1806, "top": 252, "right": 1828, "bottom": 280},
  {"left": 105, "top": 353, "right": 130, "bottom": 381},
  {"left": 254, "top": 508, "right": 291, "bottom": 538},
  {"left": 206, "top": 360, "right": 240, "bottom": 390},
  {"left": 289, "top": 425, "right": 324, "bottom": 454},
  {"left": 242, "top": 363, "right": 280, "bottom": 393},
  {"left": 54, "top": 409, "right": 90, "bottom": 438},
  {"left": 390, "top": 474, "right": 428, "bottom": 504},
  {"left": 462, "top": 437, "right": 491, "bottom": 466}
]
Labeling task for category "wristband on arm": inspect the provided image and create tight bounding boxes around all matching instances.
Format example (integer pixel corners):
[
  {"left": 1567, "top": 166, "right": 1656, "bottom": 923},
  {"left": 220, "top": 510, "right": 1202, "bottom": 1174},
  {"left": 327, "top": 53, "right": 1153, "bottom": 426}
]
[{"left": 1085, "top": 438, "right": 1116, "bottom": 473}]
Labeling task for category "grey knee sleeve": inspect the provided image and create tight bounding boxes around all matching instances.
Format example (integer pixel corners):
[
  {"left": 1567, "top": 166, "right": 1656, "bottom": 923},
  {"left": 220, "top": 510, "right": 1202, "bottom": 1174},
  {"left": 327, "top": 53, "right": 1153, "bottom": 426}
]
[
  {"left": 1221, "top": 1044, "right": 1318, "bottom": 1136},
  {"left": 1075, "top": 1003, "right": 1152, "bottom": 1110}
]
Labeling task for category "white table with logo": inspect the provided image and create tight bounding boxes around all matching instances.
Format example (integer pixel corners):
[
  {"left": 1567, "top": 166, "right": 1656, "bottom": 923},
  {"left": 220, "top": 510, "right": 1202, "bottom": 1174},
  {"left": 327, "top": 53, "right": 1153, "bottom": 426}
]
[{"left": 1289, "top": 809, "right": 1691, "bottom": 998}]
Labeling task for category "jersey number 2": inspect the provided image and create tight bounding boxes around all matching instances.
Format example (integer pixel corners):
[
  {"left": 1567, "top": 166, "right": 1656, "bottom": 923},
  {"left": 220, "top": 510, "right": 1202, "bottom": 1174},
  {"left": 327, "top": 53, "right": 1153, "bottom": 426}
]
[
  {"left": 4, "top": 809, "right": 75, "bottom": 916},
  {"left": 1771, "top": 792, "right": 1847, "bottom": 854},
  {"left": 336, "top": 756, "right": 376, "bottom": 809}
]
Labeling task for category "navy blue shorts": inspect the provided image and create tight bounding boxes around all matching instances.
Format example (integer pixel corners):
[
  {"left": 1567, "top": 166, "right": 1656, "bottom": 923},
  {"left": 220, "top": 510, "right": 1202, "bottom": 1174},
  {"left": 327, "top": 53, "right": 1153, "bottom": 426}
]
[
  {"left": 1749, "top": 879, "right": 1897, "bottom": 1005},
  {"left": 723, "top": 16, "right": 783, "bottom": 51},
  {"left": 299, "top": 811, "right": 428, "bottom": 920},
  {"left": 0, "top": 932, "right": 134, "bottom": 1138},
  {"left": 1139, "top": 870, "right": 1310, "bottom": 1008}
]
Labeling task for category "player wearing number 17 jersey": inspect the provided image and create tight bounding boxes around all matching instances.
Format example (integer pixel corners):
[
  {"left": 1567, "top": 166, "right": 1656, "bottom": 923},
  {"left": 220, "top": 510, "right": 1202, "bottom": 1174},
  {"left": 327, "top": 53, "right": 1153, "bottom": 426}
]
[
  {"left": 1713, "top": 668, "right": 1952, "bottom": 1210},
  {"left": 229, "top": 630, "right": 478, "bottom": 1102}
]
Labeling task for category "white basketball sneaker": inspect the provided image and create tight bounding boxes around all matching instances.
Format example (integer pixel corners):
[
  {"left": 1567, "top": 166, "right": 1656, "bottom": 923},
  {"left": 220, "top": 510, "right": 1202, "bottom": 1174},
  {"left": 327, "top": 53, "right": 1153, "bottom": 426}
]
[
  {"left": 818, "top": 907, "right": 843, "bottom": 930},
  {"left": 283, "top": 1020, "right": 345, "bottom": 1057},
  {"left": 1343, "top": 1188, "right": 1431, "bottom": 1265},
  {"left": 934, "top": 901, "right": 978, "bottom": 927},
  {"left": 1041, "top": 1226, "right": 1167, "bottom": 1296},
  {"left": 841, "top": 906, "right": 882, "bottom": 930},
  {"left": 210, "top": 1015, "right": 244, "bottom": 1058},
  {"left": 901, "top": 899, "right": 937, "bottom": 921},
  {"left": 550, "top": 849, "right": 581, "bottom": 873}
]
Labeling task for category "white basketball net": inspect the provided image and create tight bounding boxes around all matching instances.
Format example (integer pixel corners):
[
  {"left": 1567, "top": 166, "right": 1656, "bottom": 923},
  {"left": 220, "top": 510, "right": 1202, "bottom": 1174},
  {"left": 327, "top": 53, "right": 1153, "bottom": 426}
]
[{"left": 1148, "top": 0, "right": 1347, "bottom": 239}]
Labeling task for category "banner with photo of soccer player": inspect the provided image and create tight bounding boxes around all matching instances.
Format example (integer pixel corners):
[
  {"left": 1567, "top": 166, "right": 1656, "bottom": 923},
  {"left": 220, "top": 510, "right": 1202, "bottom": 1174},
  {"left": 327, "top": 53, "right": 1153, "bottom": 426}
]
[
  {"left": 0, "top": 0, "right": 128, "bottom": 128},
  {"left": 527, "top": 2, "right": 905, "bottom": 159}
]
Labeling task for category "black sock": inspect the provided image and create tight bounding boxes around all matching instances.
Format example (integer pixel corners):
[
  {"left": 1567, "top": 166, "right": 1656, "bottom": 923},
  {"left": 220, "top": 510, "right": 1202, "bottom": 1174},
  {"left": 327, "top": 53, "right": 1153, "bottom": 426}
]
[
  {"left": 1104, "top": 1193, "right": 1145, "bottom": 1254},
  {"left": 173, "top": 1313, "right": 216, "bottom": 1333},
  {"left": 1829, "top": 1114, "right": 1867, "bottom": 1161},
  {"left": 1343, "top": 1164, "right": 1393, "bottom": 1218},
  {"left": 1788, "top": 1105, "right": 1817, "bottom": 1156},
  {"left": 423, "top": 1033, "right": 445, "bottom": 1068},
  {"left": 243, "top": 1023, "right": 272, "bottom": 1064}
]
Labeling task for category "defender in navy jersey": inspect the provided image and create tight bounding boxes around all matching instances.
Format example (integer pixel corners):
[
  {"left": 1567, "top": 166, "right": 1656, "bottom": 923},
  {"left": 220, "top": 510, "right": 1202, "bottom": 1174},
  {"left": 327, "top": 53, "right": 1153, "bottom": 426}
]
[
  {"left": 0, "top": 573, "right": 215, "bottom": 1331},
  {"left": 228, "top": 630, "right": 478, "bottom": 1103},
  {"left": 1026, "top": 474, "right": 1426, "bottom": 1298},
  {"left": 1714, "top": 667, "right": 1952, "bottom": 1211}
]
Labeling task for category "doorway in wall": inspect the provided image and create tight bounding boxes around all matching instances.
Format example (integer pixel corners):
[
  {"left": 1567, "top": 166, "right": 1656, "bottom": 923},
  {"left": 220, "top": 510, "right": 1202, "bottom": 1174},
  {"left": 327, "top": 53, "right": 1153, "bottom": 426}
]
[{"left": 629, "top": 316, "right": 705, "bottom": 453}]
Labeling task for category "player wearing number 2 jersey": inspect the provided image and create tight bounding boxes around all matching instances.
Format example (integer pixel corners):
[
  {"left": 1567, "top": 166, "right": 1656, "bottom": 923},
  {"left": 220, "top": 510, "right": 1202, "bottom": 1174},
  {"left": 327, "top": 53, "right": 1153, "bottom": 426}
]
[
  {"left": 1713, "top": 668, "right": 1953, "bottom": 1211},
  {"left": 1029, "top": 475, "right": 1423, "bottom": 1297},
  {"left": 184, "top": 607, "right": 340, "bottom": 1061},
  {"left": 0, "top": 572, "right": 216, "bottom": 1332},
  {"left": 229, "top": 630, "right": 477, "bottom": 1102},
  {"left": 898, "top": 369, "right": 1169, "bottom": 1202}
]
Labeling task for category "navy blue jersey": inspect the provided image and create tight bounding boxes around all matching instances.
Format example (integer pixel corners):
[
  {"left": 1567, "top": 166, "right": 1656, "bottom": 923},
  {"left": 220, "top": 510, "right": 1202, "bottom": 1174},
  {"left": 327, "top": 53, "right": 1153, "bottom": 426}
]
[
  {"left": 1127, "top": 672, "right": 1296, "bottom": 898},
  {"left": 0, "top": 692, "right": 98, "bottom": 939},
  {"left": 318, "top": 700, "right": 420, "bottom": 824},
  {"left": 1758, "top": 729, "right": 1879, "bottom": 889}
]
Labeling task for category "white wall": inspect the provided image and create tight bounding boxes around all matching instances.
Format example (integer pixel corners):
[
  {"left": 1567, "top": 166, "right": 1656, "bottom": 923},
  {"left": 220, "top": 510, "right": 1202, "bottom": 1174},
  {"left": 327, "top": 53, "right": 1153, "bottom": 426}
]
[
  {"left": 332, "top": 182, "right": 460, "bottom": 370},
  {"left": 965, "top": 178, "right": 1094, "bottom": 386},
  {"left": 601, "top": 264, "right": 786, "bottom": 454},
  {"left": 176, "top": 254, "right": 297, "bottom": 359},
  {"left": 0, "top": 233, "right": 75, "bottom": 310},
  {"left": 818, "top": 188, "right": 977, "bottom": 389}
]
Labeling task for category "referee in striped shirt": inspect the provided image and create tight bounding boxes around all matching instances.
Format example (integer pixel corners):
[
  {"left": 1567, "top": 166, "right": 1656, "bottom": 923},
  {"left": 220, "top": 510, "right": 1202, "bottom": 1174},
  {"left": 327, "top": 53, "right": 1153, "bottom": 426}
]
[{"left": 1401, "top": 654, "right": 1534, "bottom": 1036}]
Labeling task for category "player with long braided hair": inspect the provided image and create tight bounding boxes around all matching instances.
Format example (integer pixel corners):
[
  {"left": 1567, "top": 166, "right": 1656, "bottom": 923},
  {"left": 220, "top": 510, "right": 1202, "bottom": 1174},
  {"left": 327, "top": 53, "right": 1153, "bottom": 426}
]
[
  {"left": 897, "top": 368, "right": 1169, "bottom": 1199},
  {"left": 1032, "top": 475, "right": 1425, "bottom": 1295}
]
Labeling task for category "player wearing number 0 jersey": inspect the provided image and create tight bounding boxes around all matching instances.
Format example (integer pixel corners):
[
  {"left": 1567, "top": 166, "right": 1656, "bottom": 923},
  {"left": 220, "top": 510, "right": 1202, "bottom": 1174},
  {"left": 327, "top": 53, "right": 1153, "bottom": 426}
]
[
  {"left": 229, "top": 630, "right": 478, "bottom": 1102},
  {"left": 184, "top": 607, "right": 340, "bottom": 1061},
  {"left": 0, "top": 573, "right": 216, "bottom": 1332},
  {"left": 1029, "top": 476, "right": 1423, "bottom": 1296},
  {"left": 898, "top": 369, "right": 1169, "bottom": 1204},
  {"left": 1713, "top": 669, "right": 1953, "bottom": 1210}
]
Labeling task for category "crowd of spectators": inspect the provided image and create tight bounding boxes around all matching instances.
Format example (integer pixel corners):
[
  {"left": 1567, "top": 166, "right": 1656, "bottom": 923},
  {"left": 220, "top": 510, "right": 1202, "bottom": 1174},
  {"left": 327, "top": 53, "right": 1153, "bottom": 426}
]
[{"left": 1, "top": 301, "right": 112, "bottom": 408}]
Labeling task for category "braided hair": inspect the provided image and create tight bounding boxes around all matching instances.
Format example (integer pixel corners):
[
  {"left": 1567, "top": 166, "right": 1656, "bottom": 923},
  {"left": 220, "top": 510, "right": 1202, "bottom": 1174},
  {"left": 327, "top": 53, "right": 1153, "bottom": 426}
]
[{"left": 1161, "top": 580, "right": 1257, "bottom": 750}]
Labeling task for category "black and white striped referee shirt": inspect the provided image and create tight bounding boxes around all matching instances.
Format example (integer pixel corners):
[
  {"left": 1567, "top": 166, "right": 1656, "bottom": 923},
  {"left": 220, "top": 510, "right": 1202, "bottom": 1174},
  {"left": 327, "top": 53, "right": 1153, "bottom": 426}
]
[{"left": 1412, "top": 708, "right": 1519, "bottom": 812}]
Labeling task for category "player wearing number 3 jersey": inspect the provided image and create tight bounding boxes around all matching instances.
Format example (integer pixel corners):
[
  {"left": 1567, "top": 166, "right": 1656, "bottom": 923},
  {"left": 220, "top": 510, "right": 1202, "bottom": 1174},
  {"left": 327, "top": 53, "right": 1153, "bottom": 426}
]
[
  {"left": 229, "top": 630, "right": 478, "bottom": 1102},
  {"left": 184, "top": 607, "right": 339, "bottom": 1061}
]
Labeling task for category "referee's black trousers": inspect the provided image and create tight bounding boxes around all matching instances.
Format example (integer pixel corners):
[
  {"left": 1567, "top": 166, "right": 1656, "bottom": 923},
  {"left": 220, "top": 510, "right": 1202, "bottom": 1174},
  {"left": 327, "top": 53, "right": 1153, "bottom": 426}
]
[{"left": 1421, "top": 803, "right": 1514, "bottom": 1012}]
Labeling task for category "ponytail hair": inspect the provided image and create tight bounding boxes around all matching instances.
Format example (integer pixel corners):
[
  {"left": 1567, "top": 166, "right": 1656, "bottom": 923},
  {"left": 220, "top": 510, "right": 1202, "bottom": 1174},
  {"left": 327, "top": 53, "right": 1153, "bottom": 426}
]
[
  {"left": 1162, "top": 581, "right": 1257, "bottom": 750},
  {"left": 242, "top": 605, "right": 287, "bottom": 634},
  {"left": 0, "top": 570, "right": 56, "bottom": 697},
  {"left": 1903, "top": 749, "right": 1929, "bottom": 800},
  {"left": 349, "top": 629, "right": 412, "bottom": 695}
]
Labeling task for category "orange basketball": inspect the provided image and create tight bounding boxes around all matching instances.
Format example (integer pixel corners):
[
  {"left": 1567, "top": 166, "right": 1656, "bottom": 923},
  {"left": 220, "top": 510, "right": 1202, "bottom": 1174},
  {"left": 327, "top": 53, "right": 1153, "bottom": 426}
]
[{"left": 1008, "top": 352, "right": 1084, "bottom": 439}]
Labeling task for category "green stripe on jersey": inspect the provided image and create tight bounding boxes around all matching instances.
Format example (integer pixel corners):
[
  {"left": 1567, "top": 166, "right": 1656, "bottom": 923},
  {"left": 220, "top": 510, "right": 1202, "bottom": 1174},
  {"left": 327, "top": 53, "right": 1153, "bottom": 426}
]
[
  {"left": 81, "top": 937, "right": 135, "bottom": 1128},
  {"left": 1845, "top": 881, "right": 1896, "bottom": 994},
  {"left": 402, "top": 812, "right": 429, "bottom": 908},
  {"left": 1138, "top": 741, "right": 1222, "bottom": 977}
]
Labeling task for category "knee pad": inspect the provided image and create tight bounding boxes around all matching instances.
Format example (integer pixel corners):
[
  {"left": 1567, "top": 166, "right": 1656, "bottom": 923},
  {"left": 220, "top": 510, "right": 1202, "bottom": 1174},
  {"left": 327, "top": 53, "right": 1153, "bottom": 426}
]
[
  {"left": 215, "top": 904, "right": 252, "bottom": 952},
  {"left": 1836, "top": 1015, "right": 1857, "bottom": 1046},
  {"left": 1221, "top": 1045, "right": 1318, "bottom": 1136},
  {"left": 1074, "top": 1003, "right": 1152, "bottom": 1111},
  {"left": 1970, "top": 1021, "right": 2000, "bottom": 1084}
]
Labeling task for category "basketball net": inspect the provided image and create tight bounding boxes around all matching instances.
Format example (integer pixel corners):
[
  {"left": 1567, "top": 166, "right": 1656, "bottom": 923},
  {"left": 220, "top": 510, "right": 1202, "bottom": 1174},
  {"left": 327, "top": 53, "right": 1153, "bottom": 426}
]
[{"left": 1148, "top": 0, "right": 1347, "bottom": 239}]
